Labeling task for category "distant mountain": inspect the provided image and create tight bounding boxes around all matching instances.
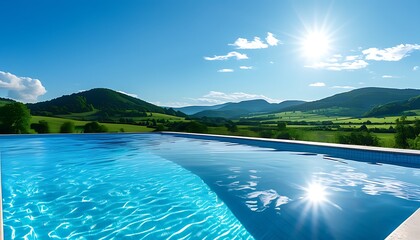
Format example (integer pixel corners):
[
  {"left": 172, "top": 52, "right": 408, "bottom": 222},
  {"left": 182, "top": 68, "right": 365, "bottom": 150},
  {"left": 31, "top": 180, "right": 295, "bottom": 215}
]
[
  {"left": 284, "top": 87, "right": 420, "bottom": 116},
  {"left": 192, "top": 99, "right": 305, "bottom": 119},
  {"left": 174, "top": 103, "right": 229, "bottom": 115},
  {"left": 365, "top": 95, "right": 420, "bottom": 117},
  {"left": 264, "top": 100, "right": 306, "bottom": 113},
  {"left": 28, "top": 88, "right": 185, "bottom": 117}
]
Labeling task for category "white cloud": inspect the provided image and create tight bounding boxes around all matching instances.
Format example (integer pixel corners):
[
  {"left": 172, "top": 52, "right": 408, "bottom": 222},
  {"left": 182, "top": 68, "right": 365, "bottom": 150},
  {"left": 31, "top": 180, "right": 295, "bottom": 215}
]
[
  {"left": 331, "top": 86, "right": 356, "bottom": 89},
  {"left": 239, "top": 66, "right": 253, "bottom": 70},
  {"left": 204, "top": 51, "right": 248, "bottom": 61},
  {"left": 413, "top": 66, "right": 419, "bottom": 71},
  {"left": 117, "top": 90, "right": 138, "bottom": 98},
  {"left": 229, "top": 37, "right": 268, "bottom": 49},
  {"left": 229, "top": 32, "right": 281, "bottom": 49},
  {"left": 309, "top": 82, "right": 326, "bottom": 87},
  {"left": 217, "top": 69, "right": 234, "bottom": 73},
  {"left": 306, "top": 60, "right": 368, "bottom": 71},
  {"left": 0, "top": 70, "right": 47, "bottom": 102},
  {"left": 362, "top": 44, "right": 420, "bottom": 61},
  {"left": 266, "top": 32, "right": 280, "bottom": 46}
]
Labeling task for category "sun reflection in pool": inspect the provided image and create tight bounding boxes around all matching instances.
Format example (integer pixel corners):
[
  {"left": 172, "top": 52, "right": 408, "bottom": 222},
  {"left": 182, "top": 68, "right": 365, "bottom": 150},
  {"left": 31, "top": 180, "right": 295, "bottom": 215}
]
[{"left": 304, "top": 182, "right": 327, "bottom": 203}]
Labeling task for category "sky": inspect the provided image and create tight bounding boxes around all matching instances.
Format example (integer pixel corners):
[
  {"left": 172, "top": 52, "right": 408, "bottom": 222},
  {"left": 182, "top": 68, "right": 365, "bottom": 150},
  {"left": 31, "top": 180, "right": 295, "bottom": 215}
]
[{"left": 0, "top": 0, "right": 419, "bottom": 107}]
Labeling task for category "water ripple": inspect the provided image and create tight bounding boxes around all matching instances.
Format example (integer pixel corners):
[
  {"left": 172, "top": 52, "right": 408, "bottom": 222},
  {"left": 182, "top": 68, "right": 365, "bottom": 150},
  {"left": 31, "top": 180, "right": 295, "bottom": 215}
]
[{"left": 1, "top": 135, "right": 254, "bottom": 239}]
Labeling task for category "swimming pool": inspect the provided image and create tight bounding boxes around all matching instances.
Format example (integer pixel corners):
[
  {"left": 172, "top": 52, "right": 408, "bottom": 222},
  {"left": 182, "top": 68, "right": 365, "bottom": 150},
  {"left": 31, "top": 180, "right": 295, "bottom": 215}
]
[{"left": 1, "top": 133, "right": 419, "bottom": 239}]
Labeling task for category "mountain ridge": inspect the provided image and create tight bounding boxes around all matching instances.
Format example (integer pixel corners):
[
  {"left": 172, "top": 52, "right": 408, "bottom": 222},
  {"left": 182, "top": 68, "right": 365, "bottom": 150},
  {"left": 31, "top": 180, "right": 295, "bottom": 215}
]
[{"left": 282, "top": 87, "right": 420, "bottom": 116}]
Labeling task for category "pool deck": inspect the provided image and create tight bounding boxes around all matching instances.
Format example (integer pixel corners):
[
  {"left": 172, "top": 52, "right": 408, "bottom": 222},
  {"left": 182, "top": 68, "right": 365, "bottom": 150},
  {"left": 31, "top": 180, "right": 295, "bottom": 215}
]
[{"left": 386, "top": 208, "right": 420, "bottom": 240}]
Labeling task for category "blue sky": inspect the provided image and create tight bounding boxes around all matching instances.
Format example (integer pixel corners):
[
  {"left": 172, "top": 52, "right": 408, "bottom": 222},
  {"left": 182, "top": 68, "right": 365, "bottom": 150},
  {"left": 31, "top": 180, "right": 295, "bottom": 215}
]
[{"left": 0, "top": 0, "right": 419, "bottom": 106}]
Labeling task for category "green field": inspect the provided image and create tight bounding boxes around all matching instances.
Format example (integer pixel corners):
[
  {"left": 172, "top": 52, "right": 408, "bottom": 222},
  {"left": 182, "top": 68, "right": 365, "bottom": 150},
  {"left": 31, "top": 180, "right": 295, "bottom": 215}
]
[
  {"left": 31, "top": 116, "right": 154, "bottom": 133},
  {"left": 247, "top": 111, "right": 419, "bottom": 124}
]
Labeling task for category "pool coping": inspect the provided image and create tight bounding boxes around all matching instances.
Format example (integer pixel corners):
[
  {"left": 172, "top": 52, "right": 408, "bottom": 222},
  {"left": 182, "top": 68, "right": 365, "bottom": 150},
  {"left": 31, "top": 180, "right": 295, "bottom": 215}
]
[
  {"left": 160, "top": 131, "right": 420, "bottom": 156},
  {"left": 386, "top": 208, "right": 420, "bottom": 239}
]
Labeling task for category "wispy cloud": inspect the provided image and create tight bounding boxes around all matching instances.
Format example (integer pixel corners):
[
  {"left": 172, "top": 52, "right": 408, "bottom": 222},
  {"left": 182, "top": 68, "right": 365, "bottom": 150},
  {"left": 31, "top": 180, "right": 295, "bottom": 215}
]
[
  {"left": 306, "top": 60, "right": 368, "bottom": 71},
  {"left": 266, "top": 32, "right": 281, "bottom": 46},
  {"left": 345, "top": 55, "right": 360, "bottom": 61},
  {"left": 381, "top": 75, "right": 401, "bottom": 79},
  {"left": 326, "top": 54, "right": 343, "bottom": 63},
  {"left": 117, "top": 90, "right": 138, "bottom": 98},
  {"left": 331, "top": 86, "right": 356, "bottom": 89},
  {"left": 413, "top": 66, "right": 419, "bottom": 71},
  {"left": 217, "top": 69, "right": 234, "bottom": 73},
  {"left": 239, "top": 66, "right": 253, "bottom": 70},
  {"left": 362, "top": 44, "right": 420, "bottom": 61},
  {"left": 204, "top": 51, "right": 248, "bottom": 61},
  {"left": 309, "top": 82, "right": 326, "bottom": 87},
  {"left": 0, "top": 70, "right": 47, "bottom": 102}
]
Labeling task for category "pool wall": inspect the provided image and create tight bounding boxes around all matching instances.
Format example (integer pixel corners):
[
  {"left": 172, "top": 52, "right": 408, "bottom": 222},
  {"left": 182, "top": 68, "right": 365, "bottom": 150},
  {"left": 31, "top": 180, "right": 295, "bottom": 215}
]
[{"left": 161, "top": 132, "right": 420, "bottom": 167}]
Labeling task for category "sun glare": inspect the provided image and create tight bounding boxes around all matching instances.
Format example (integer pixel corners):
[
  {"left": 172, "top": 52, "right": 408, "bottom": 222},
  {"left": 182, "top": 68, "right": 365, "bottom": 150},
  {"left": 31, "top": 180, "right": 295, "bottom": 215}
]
[
  {"left": 302, "top": 31, "right": 331, "bottom": 59},
  {"left": 305, "top": 182, "right": 327, "bottom": 203}
]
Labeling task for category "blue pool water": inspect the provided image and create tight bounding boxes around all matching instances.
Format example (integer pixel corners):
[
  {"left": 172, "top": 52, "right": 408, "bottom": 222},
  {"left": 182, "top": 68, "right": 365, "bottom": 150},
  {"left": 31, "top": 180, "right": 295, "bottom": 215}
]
[{"left": 1, "top": 133, "right": 420, "bottom": 239}]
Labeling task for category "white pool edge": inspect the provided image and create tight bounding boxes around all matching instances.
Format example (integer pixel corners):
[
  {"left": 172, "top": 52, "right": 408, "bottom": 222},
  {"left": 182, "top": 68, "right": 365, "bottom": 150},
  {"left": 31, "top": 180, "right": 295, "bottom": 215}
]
[
  {"left": 160, "top": 131, "right": 420, "bottom": 155},
  {"left": 386, "top": 208, "right": 420, "bottom": 240}
]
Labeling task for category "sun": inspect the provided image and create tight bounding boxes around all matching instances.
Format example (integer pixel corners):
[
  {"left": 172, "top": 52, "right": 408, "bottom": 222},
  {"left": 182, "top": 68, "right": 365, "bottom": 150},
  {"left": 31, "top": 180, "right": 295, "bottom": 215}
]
[{"left": 301, "top": 30, "right": 331, "bottom": 59}]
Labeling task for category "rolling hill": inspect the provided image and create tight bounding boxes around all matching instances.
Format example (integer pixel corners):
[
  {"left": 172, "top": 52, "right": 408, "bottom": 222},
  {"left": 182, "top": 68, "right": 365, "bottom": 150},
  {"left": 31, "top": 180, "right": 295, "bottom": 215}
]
[
  {"left": 0, "top": 97, "right": 15, "bottom": 107},
  {"left": 174, "top": 103, "right": 229, "bottom": 115},
  {"left": 364, "top": 95, "right": 420, "bottom": 117},
  {"left": 192, "top": 99, "right": 305, "bottom": 119},
  {"left": 283, "top": 87, "right": 420, "bottom": 116},
  {"left": 28, "top": 88, "right": 185, "bottom": 118}
]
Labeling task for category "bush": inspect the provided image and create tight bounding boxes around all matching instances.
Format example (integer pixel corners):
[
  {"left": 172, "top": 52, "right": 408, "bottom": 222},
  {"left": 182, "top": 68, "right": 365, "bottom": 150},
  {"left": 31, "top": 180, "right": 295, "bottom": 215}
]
[
  {"left": 60, "top": 122, "right": 75, "bottom": 133},
  {"left": 225, "top": 121, "right": 238, "bottom": 132},
  {"left": 277, "top": 122, "right": 287, "bottom": 130},
  {"left": 167, "top": 121, "right": 208, "bottom": 133},
  {"left": 338, "top": 132, "right": 379, "bottom": 146},
  {"left": 277, "top": 131, "right": 291, "bottom": 139},
  {"left": 84, "top": 121, "right": 108, "bottom": 133},
  {"left": 0, "top": 102, "right": 31, "bottom": 134},
  {"left": 31, "top": 120, "right": 50, "bottom": 134},
  {"left": 259, "top": 130, "right": 274, "bottom": 138}
]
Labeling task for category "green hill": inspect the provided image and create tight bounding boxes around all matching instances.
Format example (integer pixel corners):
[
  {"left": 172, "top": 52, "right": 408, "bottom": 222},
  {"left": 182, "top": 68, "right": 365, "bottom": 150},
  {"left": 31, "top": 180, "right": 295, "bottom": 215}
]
[
  {"left": 284, "top": 87, "right": 420, "bottom": 116},
  {"left": 365, "top": 95, "right": 420, "bottom": 117},
  {"left": 0, "top": 97, "right": 15, "bottom": 107},
  {"left": 28, "top": 88, "right": 185, "bottom": 118},
  {"left": 174, "top": 103, "right": 230, "bottom": 115}
]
